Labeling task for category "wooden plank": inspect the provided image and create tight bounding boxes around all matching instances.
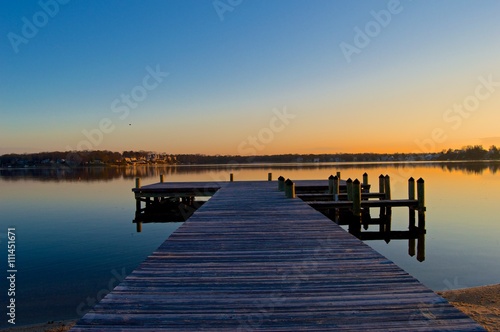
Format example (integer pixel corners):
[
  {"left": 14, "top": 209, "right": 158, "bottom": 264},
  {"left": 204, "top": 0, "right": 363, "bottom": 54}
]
[{"left": 72, "top": 181, "right": 483, "bottom": 331}]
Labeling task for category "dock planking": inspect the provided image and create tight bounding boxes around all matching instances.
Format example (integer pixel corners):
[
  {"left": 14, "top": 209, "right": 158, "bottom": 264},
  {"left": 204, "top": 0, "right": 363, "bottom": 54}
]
[{"left": 72, "top": 181, "right": 484, "bottom": 331}]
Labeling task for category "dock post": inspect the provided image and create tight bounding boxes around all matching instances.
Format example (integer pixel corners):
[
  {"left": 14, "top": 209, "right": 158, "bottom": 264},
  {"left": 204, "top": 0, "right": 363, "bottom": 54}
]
[
  {"left": 135, "top": 178, "right": 141, "bottom": 212},
  {"left": 328, "top": 175, "right": 334, "bottom": 194},
  {"left": 278, "top": 176, "right": 285, "bottom": 191},
  {"left": 417, "top": 178, "right": 426, "bottom": 230},
  {"left": 285, "top": 179, "right": 296, "bottom": 198},
  {"left": 384, "top": 175, "right": 391, "bottom": 200},
  {"left": 362, "top": 173, "right": 368, "bottom": 193},
  {"left": 333, "top": 175, "right": 339, "bottom": 201},
  {"left": 417, "top": 178, "right": 425, "bottom": 211},
  {"left": 160, "top": 174, "right": 164, "bottom": 183},
  {"left": 408, "top": 177, "right": 416, "bottom": 229},
  {"left": 352, "top": 179, "right": 361, "bottom": 217},
  {"left": 378, "top": 174, "right": 385, "bottom": 194},
  {"left": 268, "top": 173, "right": 273, "bottom": 181},
  {"left": 346, "top": 178, "right": 353, "bottom": 201},
  {"left": 230, "top": 173, "right": 234, "bottom": 182}
]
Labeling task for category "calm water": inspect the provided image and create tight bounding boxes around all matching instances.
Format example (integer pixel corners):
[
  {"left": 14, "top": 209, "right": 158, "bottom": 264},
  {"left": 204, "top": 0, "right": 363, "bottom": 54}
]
[{"left": 0, "top": 162, "right": 499, "bottom": 327}]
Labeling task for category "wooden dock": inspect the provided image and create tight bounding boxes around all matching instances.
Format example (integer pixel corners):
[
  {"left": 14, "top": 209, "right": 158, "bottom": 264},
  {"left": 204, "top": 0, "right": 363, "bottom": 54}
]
[{"left": 72, "top": 180, "right": 484, "bottom": 331}]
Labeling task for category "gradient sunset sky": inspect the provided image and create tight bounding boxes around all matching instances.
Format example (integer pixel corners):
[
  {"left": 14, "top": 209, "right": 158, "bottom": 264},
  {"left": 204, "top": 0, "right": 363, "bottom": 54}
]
[{"left": 1, "top": 0, "right": 500, "bottom": 155}]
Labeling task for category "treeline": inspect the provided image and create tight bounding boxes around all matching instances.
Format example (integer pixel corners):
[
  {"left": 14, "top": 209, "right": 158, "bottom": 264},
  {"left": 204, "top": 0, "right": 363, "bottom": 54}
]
[{"left": 1, "top": 145, "right": 499, "bottom": 168}]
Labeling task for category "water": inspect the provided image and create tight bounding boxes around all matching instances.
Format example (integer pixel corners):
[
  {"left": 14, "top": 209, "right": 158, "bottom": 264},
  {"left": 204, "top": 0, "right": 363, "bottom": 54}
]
[{"left": 0, "top": 162, "right": 499, "bottom": 327}]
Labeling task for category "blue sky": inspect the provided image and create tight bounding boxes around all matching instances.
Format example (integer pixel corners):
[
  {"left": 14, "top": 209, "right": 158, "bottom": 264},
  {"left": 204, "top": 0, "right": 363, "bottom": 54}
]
[{"left": 1, "top": 0, "right": 500, "bottom": 155}]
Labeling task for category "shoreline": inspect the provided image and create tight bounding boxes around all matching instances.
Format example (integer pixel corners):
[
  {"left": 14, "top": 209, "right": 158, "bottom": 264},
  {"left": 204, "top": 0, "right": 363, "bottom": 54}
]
[{"left": 2, "top": 284, "right": 498, "bottom": 332}]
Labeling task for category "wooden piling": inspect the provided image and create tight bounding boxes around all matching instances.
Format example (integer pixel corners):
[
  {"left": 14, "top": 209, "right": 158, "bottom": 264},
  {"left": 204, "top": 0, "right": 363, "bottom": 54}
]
[
  {"left": 408, "top": 177, "right": 416, "bottom": 230},
  {"left": 346, "top": 178, "right": 353, "bottom": 201},
  {"left": 384, "top": 175, "right": 391, "bottom": 200},
  {"left": 328, "top": 175, "right": 334, "bottom": 194},
  {"left": 230, "top": 173, "right": 234, "bottom": 182},
  {"left": 285, "top": 179, "right": 296, "bottom": 199},
  {"left": 417, "top": 178, "right": 425, "bottom": 211},
  {"left": 278, "top": 176, "right": 285, "bottom": 191},
  {"left": 160, "top": 174, "right": 164, "bottom": 183},
  {"left": 333, "top": 176, "right": 340, "bottom": 200},
  {"left": 268, "top": 173, "right": 273, "bottom": 181},
  {"left": 135, "top": 178, "right": 141, "bottom": 211},
  {"left": 362, "top": 173, "right": 368, "bottom": 186},
  {"left": 379, "top": 174, "right": 385, "bottom": 194},
  {"left": 336, "top": 171, "right": 341, "bottom": 181},
  {"left": 352, "top": 179, "right": 361, "bottom": 217},
  {"left": 408, "top": 177, "right": 415, "bottom": 200}
]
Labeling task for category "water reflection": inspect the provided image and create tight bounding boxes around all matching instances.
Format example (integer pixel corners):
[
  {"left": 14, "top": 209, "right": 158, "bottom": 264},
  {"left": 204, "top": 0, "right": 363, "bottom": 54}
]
[{"left": 1, "top": 161, "right": 499, "bottom": 182}]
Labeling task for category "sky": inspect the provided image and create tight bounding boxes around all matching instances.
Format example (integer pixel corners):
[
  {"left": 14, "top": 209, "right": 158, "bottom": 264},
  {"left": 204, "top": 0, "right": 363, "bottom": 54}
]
[{"left": 1, "top": 0, "right": 500, "bottom": 156}]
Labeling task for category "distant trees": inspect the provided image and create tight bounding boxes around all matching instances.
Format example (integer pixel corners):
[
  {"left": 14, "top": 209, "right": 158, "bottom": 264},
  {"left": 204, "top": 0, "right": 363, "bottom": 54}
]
[{"left": 1, "top": 145, "right": 499, "bottom": 167}]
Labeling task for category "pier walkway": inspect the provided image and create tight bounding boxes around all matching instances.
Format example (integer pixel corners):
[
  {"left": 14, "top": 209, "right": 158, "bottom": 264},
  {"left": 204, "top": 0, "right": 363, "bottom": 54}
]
[{"left": 72, "top": 181, "right": 483, "bottom": 331}]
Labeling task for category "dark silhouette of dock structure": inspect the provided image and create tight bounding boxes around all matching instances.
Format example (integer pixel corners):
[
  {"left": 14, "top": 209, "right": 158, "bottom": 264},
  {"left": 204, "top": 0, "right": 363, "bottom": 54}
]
[{"left": 72, "top": 176, "right": 484, "bottom": 331}]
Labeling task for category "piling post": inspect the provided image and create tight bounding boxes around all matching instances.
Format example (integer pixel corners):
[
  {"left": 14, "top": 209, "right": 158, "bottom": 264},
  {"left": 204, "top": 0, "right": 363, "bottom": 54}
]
[
  {"left": 408, "top": 177, "right": 416, "bottom": 229},
  {"left": 352, "top": 179, "right": 361, "bottom": 217},
  {"left": 362, "top": 172, "right": 368, "bottom": 186},
  {"left": 384, "top": 175, "right": 391, "bottom": 200},
  {"left": 417, "top": 178, "right": 425, "bottom": 211},
  {"left": 160, "top": 174, "right": 164, "bottom": 183},
  {"left": 409, "top": 237, "right": 416, "bottom": 257},
  {"left": 230, "top": 173, "right": 234, "bottom": 182},
  {"left": 346, "top": 178, "right": 353, "bottom": 201},
  {"left": 336, "top": 171, "right": 341, "bottom": 181},
  {"left": 379, "top": 174, "right": 385, "bottom": 194},
  {"left": 268, "top": 173, "right": 272, "bottom": 181},
  {"left": 285, "top": 179, "right": 296, "bottom": 199},
  {"left": 333, "top": 175, "right": 340, "bottom": 200},
  {"left": 278, "top": 176, "right": 285, "bottom": 191},
  {"left": 328, "top": 175, "right": 334, "bottom": 194},
  {"left": 135, "top": 178, "right": 141, "bottom": 212}
]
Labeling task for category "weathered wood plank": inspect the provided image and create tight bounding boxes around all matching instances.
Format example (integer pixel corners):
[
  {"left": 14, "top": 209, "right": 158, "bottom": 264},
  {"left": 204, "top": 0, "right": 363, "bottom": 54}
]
[{"left": 72, "top": 181, "right": 484, "bottom": 331}]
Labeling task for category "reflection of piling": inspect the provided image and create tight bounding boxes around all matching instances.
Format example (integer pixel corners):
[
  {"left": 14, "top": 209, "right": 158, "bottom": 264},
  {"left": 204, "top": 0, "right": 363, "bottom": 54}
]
[
  {"left": 285, "top": 179, "right": 296, "bottom": 198},
  {"left": 268, "top": 173, "right": 272, "bottom": 181},
  {"left": 417, "top": 233, "right": 425, "bottom": 262},
  {"left": 160, "top": 174, "right": 164, "bottom": 183},
  {"left": 336, "top": 171, "right": 341, "bottom": 181},
  {"left": 230, "top": 173, "right": 234, "bottom": 182},
  {"left": 278, "top": 176, "right": 285, "bottom": 191},
  {"left": 136, "top": 221, "right": 142, "bottom": 233}
]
